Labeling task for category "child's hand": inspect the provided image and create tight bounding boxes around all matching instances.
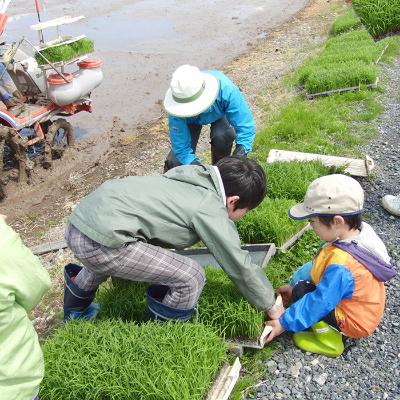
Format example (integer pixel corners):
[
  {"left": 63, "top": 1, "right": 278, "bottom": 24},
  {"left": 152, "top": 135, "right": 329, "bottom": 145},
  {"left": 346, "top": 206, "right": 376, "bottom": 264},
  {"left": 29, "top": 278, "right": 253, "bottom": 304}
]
[
  {"left": 263, "top": 319, "right": 285, "bottom": 344},
  {"left": 277, "top": 284, "right": 293, "bottom": 306}
]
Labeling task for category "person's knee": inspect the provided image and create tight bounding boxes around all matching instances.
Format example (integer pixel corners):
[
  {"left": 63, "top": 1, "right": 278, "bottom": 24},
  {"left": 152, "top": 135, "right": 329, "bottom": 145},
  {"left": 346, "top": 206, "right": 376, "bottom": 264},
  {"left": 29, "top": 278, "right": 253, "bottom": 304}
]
[
  {"left": 164, "top": 151, "right": 181, "bottom": 172},
  {"left": 291, "top": 280, "right": 315, "bottom": 302},
  {"left": 187, "top": 261, "right": 206, "bottom": 293},
  {"left": 211, "top": 122, "right": 236, "bottom": 150}
]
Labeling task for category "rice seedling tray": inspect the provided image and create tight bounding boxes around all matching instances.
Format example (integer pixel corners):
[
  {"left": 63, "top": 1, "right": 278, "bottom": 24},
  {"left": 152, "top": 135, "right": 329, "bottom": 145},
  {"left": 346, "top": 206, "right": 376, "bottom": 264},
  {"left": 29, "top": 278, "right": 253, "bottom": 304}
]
[
  {"left": 278, "top": 223, "right": 311, "bottom": 251},
  {"left": 175, "top": 243, "right": 276, "bottom": 269},
  {"left": 267, "top": 149, "right": 375, "bottom": 177},
  {"left": 306, "top": 77, "right": 379, "bottom": 99}
]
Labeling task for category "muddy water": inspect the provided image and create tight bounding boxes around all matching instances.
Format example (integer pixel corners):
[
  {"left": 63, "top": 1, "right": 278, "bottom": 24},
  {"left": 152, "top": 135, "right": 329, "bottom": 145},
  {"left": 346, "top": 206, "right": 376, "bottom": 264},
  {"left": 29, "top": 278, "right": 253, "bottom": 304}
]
[{"left": 7, "top": 0, "right": 308, "bottom": 137}]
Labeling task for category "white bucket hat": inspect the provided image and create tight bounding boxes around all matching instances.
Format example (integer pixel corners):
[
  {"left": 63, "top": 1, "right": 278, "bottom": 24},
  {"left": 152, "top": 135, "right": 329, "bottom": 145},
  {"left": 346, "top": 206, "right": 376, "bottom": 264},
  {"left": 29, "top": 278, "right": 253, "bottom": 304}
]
[
  {"left": 289, "top": 174, "right": 364, "bottom": 220},
  {"left": 163, "top": 65, "right": 219, "bottom": 118}
]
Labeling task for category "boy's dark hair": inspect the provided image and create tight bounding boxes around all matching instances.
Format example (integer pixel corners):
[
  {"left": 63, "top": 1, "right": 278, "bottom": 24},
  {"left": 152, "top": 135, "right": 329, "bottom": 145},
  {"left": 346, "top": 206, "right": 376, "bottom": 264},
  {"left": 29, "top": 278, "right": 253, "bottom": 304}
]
[
  {"left": 216, "top": 156, "right": 267, "bottom": 210},
  {"left": 318, "top": 214, "right": 362, "bottom": 230}
]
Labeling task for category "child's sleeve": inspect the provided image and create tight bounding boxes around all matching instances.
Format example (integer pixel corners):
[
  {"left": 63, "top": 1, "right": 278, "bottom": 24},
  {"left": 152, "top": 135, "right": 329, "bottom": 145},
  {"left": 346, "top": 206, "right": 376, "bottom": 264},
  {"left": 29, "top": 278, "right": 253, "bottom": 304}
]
[
  {"left": 0, "top": 221, "right": 51, "bottom": 313},
  {"left": 289, "top": 261, "right": 313, "bottom": 286},
  {"left": 280, "top": 264, "right": 354, "bottom": 332}
]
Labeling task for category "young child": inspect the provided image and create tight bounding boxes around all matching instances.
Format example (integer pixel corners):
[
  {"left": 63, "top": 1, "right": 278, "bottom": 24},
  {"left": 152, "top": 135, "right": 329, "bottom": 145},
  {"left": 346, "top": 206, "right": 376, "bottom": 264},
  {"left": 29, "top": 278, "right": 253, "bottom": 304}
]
[
  {"left": 0, "top": 215, "right": 51, "bottom": 399},
  {"left": 265, "top": 174, "right": 396, "bottom": 356},
  {"left": 63, "top": 156, "right": 282, "bottom": 323}
]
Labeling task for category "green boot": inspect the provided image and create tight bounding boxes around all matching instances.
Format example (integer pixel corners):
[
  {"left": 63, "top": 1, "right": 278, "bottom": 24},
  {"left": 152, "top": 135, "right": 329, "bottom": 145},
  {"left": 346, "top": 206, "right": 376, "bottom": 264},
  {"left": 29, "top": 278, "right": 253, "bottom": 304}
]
[{"left": 293, "top": 321, "right": 344, "bottom": 357}]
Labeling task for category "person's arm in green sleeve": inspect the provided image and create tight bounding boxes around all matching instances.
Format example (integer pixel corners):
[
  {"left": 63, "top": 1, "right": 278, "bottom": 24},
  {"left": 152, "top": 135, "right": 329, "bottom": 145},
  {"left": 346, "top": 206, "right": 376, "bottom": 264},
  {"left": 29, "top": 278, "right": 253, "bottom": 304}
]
[{"left": 191, "top": 199, "right": 275, "bottom": 311}]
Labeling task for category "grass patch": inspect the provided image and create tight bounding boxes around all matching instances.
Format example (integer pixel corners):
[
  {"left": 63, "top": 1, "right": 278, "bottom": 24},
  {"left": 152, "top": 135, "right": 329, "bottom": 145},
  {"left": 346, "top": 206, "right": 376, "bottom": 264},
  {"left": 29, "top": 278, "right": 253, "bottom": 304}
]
[
  {"left": 97, "top": 268, "right": 265, "bottom": 339},
  {"left": 331, "top": 7, "right": 362, "bottom": 36},
  {"left": 41, "top": 320, "right": 226, "bottom": 400},
  {"left": 237, "top": 197, "right": 306, "bottom": 246},
  {"left": 35, "top": 37, "right": 94, "bottom": 65},
  {"left": 353, "top": 0, "right": 400, "bottom": 38}
]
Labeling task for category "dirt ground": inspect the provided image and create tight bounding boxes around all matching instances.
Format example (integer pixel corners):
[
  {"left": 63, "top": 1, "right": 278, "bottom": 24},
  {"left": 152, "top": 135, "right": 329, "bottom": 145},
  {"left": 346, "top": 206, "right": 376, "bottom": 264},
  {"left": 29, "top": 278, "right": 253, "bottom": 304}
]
[{"left": 2, "top": 0, "right": 345, "bottom": 249}]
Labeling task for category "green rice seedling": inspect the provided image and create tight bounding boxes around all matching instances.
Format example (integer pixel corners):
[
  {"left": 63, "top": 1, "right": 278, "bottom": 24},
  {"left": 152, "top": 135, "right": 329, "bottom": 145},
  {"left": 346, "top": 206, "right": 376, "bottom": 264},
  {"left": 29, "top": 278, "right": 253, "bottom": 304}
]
[
  {"left": 96, "top": 279, "right": 148, "bottom": 322},
  {"left": 325, "top": 28, "right": 373, "bottom": 49},
  {"left": 353, "top": 0, "right": 400, "bottom": 38},
  {"left": 331, "top": 7, "right": 362, "bottom": 36},
  {"left": 265, "top": 230, "right": 322, "bottom": 288},
  {"left": 304, "top": 61, "right": 378, "bottom": 93},
  {"left": 264, "top": 161, "right": 334, "bottom": 202},
  {"left": 253, "top": 90, "right": 381, "bottom": 160},
  {"left": 41, "top": 320, "right": 227, "bottom": 400},
  {"left": 237, "top": 197, "right": 307, "bottom": 246},
  {"left": 198, "top": 268, "right": 264, "bottom": 339},
  {"left": 97, "top": 268, "right": 264, "bottom": 339},
  {"left": 35, "top": 37, "right": 94, "bottom": 65}
]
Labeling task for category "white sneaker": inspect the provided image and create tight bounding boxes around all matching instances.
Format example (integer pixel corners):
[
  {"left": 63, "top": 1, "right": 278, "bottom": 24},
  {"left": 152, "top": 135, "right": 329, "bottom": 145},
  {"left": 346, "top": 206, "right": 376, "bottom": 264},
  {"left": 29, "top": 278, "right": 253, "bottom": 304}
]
[{"left": 382, "top": 195, "right": 400, "bottom": 216}]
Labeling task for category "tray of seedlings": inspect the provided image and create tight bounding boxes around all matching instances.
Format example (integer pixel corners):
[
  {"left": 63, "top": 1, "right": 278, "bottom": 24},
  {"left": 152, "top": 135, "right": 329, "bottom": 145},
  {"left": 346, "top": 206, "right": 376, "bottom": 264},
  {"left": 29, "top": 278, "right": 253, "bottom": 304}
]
[
  {"left": 96, "top": 268, "right": 275, "bottom": 351},
  {"left": 296, "top": 28, "right": 389, "bottom": 98},
  {"left": 41, "top": 319, "right": 240, "bottom": 400}
]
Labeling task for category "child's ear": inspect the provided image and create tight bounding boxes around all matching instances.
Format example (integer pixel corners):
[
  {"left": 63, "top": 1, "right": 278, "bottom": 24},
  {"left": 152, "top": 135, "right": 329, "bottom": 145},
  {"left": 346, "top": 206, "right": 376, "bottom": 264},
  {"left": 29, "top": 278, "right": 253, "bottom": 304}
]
[{"left": 332, "top": 215, "right": 345, "bottom": 227}]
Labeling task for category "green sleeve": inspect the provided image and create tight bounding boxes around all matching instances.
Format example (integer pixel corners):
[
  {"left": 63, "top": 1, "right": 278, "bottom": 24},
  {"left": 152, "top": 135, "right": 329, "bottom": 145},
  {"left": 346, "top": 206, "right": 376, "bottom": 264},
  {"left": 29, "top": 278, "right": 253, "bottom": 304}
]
[
  {"left": 191, "top": 199, "right": 275, "bottom": 311},
  {"left": 0, "top": 220, "right": 51, "bottom": 313}
]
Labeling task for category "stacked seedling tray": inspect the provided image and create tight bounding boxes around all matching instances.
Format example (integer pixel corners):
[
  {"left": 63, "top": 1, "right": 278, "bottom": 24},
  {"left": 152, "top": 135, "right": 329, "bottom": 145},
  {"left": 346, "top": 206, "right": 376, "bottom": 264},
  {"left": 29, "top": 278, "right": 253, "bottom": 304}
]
[{"left": 297, "top": 27, "right": 387, "bottom": 97}]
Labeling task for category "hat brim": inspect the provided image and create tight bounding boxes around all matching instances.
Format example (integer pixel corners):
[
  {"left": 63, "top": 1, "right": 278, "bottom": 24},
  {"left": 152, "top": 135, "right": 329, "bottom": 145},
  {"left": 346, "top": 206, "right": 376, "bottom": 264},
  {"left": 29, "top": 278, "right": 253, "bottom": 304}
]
[
  {"left": 289, "top": 204, "right": 365, "bottom": 220},
  {"left": 288, "top": 203, "right": 312, "bottom": 220},
  {"left": 163, "top": 72, "right": 219, "bottom": 118}
]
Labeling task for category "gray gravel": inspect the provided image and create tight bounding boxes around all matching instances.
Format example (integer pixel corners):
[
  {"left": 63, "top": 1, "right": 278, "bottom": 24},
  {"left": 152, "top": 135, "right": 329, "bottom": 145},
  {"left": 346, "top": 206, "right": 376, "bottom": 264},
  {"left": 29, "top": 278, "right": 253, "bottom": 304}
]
[{"left": 254, "top": 60, "right": 400, "bottom": 400}]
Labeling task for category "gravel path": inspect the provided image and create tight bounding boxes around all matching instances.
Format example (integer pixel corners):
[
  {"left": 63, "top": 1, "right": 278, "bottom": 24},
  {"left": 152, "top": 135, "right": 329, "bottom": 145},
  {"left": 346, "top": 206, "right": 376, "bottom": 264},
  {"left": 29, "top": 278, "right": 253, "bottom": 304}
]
[{"left": 255, "top": 61, "right": 400, "bottom": 400}]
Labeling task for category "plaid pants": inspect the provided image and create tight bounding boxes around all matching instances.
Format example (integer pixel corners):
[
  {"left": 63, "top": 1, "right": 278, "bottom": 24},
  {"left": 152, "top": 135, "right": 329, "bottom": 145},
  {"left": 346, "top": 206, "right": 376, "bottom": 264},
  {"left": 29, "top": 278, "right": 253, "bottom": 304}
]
[{"left": 65, "top": 223, "right": 205, "bottom": 309}]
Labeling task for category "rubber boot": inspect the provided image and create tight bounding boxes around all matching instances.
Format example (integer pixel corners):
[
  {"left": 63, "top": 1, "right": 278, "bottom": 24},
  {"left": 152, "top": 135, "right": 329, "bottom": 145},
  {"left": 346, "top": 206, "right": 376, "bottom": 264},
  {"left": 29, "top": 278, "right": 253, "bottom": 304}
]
[
  {"left": 292, "top": 321, "right": 344, "bottom": 357},
  {"left": 63, "top": 263, "right": 100, "bottom": 322},
  {"left": 147, "top": 284, "right": 195, "bottom": 322},
  {"left": 211, "top": 145, "right": 232, "bottom": 164}
]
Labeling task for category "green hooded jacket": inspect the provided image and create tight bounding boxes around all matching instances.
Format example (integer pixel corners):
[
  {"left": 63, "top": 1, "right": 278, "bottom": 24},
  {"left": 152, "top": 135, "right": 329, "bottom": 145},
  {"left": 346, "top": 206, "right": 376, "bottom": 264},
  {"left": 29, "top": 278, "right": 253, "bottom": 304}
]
[
  {"left": 69, "top": 164, "right": 275, "bottom": 310},
  {"left": 0, "top": 218, "right": 51, "bottom": 400}
]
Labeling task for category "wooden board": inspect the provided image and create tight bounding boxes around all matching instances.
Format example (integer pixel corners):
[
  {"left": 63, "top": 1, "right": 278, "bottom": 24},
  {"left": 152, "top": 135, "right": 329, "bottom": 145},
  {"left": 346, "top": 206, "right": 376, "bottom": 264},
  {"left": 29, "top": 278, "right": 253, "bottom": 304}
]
[
  {"left": 206, "top": 358, "right": 241, "bottom": 400},
  {"left": 31, "top": 239, "right": 67, "bottom": 255},
  {"left": 267, "top": 149, "right": 375, "bottom": 177}
]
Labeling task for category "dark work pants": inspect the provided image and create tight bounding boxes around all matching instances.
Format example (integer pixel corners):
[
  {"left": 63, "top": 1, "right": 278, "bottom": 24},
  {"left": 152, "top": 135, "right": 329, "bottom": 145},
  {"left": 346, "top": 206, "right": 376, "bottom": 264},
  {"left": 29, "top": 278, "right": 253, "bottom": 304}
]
[
  {"left": 291, "top": 280, "right": 340, "bottom": 330},
  {"left": 164, "top": 116, "right": 236, "bottom": 172}
]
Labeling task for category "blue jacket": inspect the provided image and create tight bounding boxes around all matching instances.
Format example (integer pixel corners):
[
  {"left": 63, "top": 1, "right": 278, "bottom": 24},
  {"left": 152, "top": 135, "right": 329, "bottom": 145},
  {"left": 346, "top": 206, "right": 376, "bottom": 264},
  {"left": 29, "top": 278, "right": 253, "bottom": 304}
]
[{"left": 168, "top": 70, "right": 255, "bottom": 165}]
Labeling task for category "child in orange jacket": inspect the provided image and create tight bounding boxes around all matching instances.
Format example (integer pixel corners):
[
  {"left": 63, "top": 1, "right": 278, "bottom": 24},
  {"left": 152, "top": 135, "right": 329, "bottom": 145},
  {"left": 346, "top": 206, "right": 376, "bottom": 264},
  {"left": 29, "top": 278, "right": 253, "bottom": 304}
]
[{"left": 265, "top": 175, "right": 396, "bottom": 356}]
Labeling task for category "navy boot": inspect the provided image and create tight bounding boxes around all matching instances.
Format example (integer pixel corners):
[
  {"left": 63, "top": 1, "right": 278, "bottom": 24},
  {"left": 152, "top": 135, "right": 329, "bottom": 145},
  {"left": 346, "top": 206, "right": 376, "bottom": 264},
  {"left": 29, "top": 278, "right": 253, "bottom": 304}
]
[
  {"left": 147, "top": 285, "right": 195, "bottom": 322},
  {"left": 63, "top": 263, "right": 100, "bottom": 322}
]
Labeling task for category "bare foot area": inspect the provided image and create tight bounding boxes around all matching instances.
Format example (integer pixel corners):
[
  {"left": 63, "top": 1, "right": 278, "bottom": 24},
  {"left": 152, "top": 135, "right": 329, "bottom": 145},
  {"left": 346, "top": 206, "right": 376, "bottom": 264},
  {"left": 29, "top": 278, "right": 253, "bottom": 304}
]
[{"left": 3, "top": 0, "right": 345, "bottom": 336}]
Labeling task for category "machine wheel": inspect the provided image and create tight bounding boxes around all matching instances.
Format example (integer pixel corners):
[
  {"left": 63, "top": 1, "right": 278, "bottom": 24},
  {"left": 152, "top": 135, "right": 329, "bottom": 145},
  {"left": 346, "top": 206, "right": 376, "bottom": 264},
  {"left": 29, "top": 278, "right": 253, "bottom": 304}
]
[{"left": 43, "top": 118, "right": 74, "bottom": 169}]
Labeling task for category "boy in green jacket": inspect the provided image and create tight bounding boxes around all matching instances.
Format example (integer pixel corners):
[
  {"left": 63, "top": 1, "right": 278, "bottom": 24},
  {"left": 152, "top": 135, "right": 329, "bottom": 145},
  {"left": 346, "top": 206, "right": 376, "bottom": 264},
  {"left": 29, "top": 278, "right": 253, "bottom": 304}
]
[
  {"left": 0, "top": 215, "right": 51, "bottom": 400},
  {"left": 64, "top": 156, "right": 282, "bottom": 322}
]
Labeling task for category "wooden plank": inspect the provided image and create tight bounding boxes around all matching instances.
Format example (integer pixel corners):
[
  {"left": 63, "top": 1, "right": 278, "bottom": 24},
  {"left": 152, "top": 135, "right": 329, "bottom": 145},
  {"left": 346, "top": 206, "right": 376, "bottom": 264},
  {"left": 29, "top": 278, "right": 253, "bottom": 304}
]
[
  {"left": 31, "top": 239, "right": 67, "bottom": 255},
  {"left": 267, "top": 149, "right": 375, "bottom": 177},
  {"left": 30, "top": 16, "right": 85, "bottom": 31},
  {"left": 207, "top": 358, "right": 241, "bottom": 400}
]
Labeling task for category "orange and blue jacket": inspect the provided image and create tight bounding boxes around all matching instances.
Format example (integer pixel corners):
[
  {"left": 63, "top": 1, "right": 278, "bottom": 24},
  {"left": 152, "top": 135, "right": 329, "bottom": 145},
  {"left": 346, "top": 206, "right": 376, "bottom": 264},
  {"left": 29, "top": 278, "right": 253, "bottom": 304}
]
[{"left": 280, "top": 237, "right": 396, "bottom": 338}]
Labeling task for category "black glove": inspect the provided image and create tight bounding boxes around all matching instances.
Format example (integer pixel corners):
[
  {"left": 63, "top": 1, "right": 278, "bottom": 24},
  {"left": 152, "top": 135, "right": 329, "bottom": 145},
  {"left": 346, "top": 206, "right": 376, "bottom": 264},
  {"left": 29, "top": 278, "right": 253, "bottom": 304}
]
[{"left": 232, "top": 145, "right": 247, "bottom": 157}]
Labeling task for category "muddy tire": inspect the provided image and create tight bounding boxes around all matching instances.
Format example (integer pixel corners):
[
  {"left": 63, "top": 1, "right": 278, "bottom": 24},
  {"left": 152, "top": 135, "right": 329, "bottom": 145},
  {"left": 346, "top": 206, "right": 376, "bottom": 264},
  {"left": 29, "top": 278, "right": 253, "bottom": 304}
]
[{"left": 43, "top": 118, "right": 74, "bottom": 169}]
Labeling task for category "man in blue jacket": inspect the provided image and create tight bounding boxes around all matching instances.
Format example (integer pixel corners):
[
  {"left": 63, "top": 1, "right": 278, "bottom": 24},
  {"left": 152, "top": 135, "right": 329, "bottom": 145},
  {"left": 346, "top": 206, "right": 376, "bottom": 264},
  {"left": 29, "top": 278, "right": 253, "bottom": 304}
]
[{"left": 163, "top": 64, "right": 255, "bottom": 171}]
